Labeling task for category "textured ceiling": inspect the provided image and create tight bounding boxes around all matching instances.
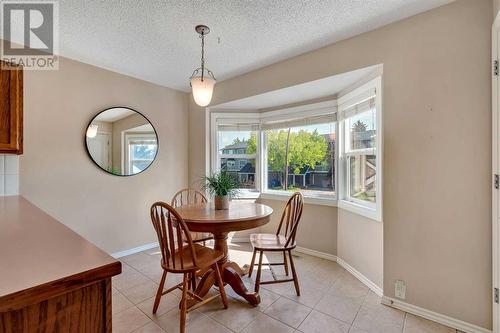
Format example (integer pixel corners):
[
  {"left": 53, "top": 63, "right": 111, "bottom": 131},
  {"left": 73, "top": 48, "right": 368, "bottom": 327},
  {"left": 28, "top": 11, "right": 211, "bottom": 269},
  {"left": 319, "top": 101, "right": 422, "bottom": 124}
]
[{"left": 18, "top": 0, "right": 453, "bottom": 91}]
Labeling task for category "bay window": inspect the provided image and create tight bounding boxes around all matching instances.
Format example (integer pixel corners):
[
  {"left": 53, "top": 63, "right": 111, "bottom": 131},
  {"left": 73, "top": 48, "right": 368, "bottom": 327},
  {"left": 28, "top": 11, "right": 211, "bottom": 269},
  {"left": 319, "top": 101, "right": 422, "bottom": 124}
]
[{"left": 209, "top": 76, "right": 381, "bottom": 219}]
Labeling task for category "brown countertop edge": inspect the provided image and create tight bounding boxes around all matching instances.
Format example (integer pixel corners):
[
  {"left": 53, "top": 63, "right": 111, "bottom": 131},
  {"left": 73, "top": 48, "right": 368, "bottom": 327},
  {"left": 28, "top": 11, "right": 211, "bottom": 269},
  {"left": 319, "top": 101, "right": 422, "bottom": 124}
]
[{"left": 0, "top": 196, "right": 122, "bottom": 311}]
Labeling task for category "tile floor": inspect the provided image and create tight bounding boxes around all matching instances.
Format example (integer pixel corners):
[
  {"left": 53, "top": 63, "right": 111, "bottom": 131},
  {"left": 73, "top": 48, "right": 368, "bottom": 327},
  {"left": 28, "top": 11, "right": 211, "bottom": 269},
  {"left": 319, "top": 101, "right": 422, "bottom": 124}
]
[{"left": 112, "top": 242, "right": 460, "bottom": 333}]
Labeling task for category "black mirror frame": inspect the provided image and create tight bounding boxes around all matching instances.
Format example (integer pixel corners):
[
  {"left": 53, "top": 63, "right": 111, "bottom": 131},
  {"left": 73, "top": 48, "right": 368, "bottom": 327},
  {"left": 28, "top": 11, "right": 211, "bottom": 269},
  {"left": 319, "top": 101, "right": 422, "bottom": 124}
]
[{"left": 84, "top": 106, "right": 160, "bottom": 177}]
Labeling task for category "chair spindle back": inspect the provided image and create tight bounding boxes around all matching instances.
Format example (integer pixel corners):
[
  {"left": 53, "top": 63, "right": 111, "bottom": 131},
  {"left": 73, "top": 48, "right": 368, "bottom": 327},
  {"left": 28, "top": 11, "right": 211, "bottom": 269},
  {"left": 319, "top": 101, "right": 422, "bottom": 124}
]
[
  {"left": 171, "top": 189, "right": 207, "bottom": 208},
  {"left": 276, "top": 192, "right": 304, "bottom": 247},
  {"left": 150, "top": 202, "right": 197, "bottom": 271}
]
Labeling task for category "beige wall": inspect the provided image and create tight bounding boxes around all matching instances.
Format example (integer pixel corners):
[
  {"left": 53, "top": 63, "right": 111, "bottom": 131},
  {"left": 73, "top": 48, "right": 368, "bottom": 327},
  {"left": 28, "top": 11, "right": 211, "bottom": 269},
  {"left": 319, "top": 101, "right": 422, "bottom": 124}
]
[
  {"left": 258, "top": 199, "right": 337, "bottom": 255},
  {"left": 189, "top": 0, "right": 492, "bottom": 328},
  {"left": 21, "top": 56, "right": 189, "bottom": 254},
  {"left": 93, "top": 120, "right": 112, "bottom": 133},
  {"left": 188, "top": 99, "right": 208, "bottom": 186},
  {"left": 337, "top": 208, "right": 383, "bottom": 288},
  {"left": 495, "top": 0, "right": 500, "bottom": 18}
]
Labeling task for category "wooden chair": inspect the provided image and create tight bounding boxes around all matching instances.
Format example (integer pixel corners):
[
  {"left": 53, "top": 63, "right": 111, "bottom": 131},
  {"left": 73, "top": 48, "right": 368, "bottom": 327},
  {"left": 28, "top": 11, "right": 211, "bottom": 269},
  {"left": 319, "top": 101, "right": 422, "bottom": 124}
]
[
  {"left": 248, "top": 192, "right": 304, "bottom": 295},
  {"left": 171, "top": 189, "right": 213, "bottom": 246},
  {"left": 150, "top": 202, "right": 228, "bottom": 333}
]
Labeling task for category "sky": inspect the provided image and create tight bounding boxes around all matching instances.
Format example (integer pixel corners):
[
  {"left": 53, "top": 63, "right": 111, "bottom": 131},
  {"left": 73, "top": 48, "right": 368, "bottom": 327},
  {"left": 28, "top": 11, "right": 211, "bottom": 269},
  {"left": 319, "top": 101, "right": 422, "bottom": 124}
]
[{"left": 349, "top": 110, "right": 376, "bottom": 130}]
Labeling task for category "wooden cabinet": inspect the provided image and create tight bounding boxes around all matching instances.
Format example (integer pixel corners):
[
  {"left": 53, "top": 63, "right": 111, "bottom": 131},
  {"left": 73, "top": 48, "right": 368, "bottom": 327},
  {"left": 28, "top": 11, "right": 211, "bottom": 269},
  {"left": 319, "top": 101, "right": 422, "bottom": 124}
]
[
  {"left": 0, "top": 61, "right": 23, "bottom": 154},
  {"left": 0, "top": 197, "right": 122, "bottom": 332}
]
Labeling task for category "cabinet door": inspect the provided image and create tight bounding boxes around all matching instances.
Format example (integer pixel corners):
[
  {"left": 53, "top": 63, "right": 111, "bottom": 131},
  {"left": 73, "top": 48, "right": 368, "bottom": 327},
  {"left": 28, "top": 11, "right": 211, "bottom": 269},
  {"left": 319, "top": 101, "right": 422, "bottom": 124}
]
[{"left": 0, "top": 62, "right": 23, "bottom": 154}]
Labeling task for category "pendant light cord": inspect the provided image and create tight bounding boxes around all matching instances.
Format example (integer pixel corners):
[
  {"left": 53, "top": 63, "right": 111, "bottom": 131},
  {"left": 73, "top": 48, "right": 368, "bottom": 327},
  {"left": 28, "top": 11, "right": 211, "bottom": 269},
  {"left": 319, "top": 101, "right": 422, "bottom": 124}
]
[{"left": 200, "top": 32, "right": 205, "bottom": 81}]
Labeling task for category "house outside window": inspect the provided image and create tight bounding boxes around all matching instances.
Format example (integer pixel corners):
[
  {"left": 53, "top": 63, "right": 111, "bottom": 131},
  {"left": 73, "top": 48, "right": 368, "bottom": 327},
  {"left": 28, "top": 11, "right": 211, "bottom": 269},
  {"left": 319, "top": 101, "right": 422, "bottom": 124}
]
[{"left": 216, "top": 122, "right": 259, "bottom": 192}]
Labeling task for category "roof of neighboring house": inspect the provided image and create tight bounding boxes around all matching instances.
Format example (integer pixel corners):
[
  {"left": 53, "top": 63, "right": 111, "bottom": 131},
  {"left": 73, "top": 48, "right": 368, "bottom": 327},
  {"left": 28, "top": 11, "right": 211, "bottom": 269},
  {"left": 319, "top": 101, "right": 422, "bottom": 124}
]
[
  {"left": 239, "top": 162, "right": 255, "bottom": 173},
  {"left": 222, "top": 141, "right": 248, "bottom": 150}
]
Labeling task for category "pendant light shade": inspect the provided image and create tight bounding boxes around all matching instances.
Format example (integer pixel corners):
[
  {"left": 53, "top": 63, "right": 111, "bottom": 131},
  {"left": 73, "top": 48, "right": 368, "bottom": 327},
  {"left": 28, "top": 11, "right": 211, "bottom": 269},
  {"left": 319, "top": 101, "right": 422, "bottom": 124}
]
[
  {"left": 190, "top": 25, "right": 216, "bottom": 107},
  {"left": 86, "top": 124, "right": 98, "bottom": 138},
  {"left": 191, "top": 74, "right": 215, "bottom": 107}
]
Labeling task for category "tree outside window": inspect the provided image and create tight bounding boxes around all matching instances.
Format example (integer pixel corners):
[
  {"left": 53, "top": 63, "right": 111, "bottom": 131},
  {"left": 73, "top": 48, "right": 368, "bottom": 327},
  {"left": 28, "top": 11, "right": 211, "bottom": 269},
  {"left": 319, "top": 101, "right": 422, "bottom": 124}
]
[{"left": 263, "top": 123, "right": 335, "bottom": 194}]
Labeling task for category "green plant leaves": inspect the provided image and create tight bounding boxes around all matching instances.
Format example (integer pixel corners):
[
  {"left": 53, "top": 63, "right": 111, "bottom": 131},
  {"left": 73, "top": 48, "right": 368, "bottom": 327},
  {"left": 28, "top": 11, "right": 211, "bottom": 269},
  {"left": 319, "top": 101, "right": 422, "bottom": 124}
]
[{"left": 201, "top": 171, "right": 240, "bottom": 197}]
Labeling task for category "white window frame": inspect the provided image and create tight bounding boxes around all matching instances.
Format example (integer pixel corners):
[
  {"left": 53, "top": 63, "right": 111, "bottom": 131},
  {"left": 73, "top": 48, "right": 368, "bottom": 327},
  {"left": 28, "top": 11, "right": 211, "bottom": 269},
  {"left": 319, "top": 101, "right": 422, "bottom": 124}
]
[
  {"left": 208, "top": 78, "right": 383, "bottom": 213},
  {"left": 338, "top": 77, "right": 383, "bottom": 221},
  {"left": 210, "top": 112, "right": 261, "bottom": 198},
  {"left": 124, "top": 133, "right": 157, "bottom": 174}
]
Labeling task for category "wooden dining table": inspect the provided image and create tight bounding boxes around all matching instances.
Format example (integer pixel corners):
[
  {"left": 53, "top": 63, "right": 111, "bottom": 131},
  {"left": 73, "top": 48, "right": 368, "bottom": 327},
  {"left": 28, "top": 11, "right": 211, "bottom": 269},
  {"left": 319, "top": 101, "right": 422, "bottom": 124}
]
[{"left": 174, "top": 201, "right": 272, "bottom": 306}]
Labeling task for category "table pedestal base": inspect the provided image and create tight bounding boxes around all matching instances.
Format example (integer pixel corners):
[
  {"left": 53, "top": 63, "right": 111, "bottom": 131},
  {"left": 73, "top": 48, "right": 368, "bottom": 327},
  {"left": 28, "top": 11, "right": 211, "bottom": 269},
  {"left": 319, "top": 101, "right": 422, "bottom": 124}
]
[
  {"left": 194, "top": 233, "right": 260, "bottom": 306},
  {"left": 194, "top": 262, "right": 260, "bottom": 306}
]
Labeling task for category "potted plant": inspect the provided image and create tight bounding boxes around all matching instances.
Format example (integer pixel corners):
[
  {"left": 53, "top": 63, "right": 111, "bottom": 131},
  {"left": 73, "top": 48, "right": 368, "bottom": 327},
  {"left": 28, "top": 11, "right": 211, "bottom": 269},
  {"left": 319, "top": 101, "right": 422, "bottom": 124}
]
[{"left": 201, "top": 171, "right": 239, "bottom": 210}]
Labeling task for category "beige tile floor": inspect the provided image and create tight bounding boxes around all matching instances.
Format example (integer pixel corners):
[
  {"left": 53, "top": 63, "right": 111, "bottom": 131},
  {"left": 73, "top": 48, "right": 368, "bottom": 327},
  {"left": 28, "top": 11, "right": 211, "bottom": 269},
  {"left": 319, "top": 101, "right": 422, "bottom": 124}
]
[{"left": 112, "top": 242, "right": 460, "bottom": 333}]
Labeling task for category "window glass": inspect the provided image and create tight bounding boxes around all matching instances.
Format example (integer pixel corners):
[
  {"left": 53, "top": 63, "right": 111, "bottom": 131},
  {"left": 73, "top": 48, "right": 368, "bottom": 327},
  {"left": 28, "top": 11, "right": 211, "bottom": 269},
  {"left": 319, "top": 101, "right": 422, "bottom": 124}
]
[
  {"left": 218, "top": 129, "right": 258, "bottom": 190},
  {"left": 265, "top": 122, "right": 335, "bottom": 195},
  {"left": 342, "top": 104, "right": 377, "bottom": 205},
  {"left": 348, "top": 155, "right": 376, "bottom": 203},
  {"left": 128, "top": 140, "right": 157, "bottom": 173},
  {"left": 347, "top": 109, "right": 376, "bottom": 150}
]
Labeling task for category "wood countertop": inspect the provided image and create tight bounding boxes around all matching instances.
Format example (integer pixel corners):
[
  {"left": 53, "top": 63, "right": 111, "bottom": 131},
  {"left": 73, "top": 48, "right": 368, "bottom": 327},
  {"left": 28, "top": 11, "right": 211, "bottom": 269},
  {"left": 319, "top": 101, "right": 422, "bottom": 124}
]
[{"left": 0, "top": 196, "right": 121, "bottom": 311}]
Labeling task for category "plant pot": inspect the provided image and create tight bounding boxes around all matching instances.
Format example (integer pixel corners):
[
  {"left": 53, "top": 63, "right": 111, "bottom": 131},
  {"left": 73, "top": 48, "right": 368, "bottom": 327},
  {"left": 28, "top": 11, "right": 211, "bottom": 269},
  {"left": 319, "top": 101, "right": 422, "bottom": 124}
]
[{"left": 214, "top": 195, "right": 229, "bottom": 210}]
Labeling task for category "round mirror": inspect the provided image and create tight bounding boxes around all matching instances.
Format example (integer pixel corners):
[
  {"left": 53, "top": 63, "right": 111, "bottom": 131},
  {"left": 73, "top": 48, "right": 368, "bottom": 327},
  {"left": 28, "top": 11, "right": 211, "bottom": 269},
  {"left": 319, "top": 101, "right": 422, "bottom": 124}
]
[{"left": 85, "top": 107, "right": 159, "bottom": 176}]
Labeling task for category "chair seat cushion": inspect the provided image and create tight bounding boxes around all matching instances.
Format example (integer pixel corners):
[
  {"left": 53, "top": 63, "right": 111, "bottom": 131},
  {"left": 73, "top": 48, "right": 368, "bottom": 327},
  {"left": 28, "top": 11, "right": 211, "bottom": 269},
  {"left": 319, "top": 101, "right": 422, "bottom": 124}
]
[
  {"left": 250, "top": 233, "right": 295, "bottom": 250},
  {"left": 165, "top": 244, "right": 223, "bottom": 272}
]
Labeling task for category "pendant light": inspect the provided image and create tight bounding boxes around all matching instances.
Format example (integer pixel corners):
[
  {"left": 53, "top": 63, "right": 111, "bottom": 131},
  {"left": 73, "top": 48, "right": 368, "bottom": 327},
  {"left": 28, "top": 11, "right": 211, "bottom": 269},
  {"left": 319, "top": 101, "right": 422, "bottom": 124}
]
[
  {"left": 86, "top": 124, "right": 98, "bottom": 138},
  {"left": 190, "top": 25, "right": 216, "bottom": 107}
]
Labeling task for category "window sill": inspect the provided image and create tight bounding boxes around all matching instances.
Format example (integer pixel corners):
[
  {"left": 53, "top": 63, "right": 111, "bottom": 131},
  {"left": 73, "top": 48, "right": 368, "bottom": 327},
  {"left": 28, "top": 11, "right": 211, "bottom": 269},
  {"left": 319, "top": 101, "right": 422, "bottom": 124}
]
[
  {"left": 260, "top": 191, "right": 338, "bottom": 207},
  {"left": 338, "top": 199, "right": 381, "bottom": 222},
  {"left": 233, "top": 191, "right": 260, "bottom": 200},
  {"left": 232, "top": 192, "right": 380, "bottom": 218}
]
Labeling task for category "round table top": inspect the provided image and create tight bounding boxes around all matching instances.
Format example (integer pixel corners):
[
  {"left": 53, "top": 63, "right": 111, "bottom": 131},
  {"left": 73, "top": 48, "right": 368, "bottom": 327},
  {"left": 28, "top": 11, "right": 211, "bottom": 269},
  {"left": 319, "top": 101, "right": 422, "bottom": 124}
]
[{"left": 175, "top": 201, "right": 273, "bottom": 234}]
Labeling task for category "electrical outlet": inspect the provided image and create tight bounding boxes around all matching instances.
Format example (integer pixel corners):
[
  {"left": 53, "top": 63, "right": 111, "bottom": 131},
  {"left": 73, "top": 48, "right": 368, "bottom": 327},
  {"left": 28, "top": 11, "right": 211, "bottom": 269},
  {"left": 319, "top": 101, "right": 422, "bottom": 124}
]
[{"left": 395, "top": 280, "right": 406, "bottom": 299}]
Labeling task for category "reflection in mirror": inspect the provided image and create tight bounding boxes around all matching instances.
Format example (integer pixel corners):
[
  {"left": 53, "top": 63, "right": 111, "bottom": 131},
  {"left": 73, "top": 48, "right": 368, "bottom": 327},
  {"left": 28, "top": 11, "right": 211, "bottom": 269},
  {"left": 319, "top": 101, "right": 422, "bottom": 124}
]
[{"left": 85, "top": 107, "right": 158, "bottom": 176}]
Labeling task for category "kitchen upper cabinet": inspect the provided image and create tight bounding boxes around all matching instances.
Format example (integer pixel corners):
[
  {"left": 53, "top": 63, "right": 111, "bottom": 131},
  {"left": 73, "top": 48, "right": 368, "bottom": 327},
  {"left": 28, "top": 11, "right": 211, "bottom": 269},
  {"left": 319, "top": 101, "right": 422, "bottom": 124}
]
[{"left": 0, "top": 61, "right": 23, "bottom": 154}]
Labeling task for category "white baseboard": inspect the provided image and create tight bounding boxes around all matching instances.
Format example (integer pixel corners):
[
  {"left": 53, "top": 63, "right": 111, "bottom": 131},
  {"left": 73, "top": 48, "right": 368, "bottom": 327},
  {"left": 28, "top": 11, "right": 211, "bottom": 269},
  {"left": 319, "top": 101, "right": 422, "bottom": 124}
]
[
  {"left": 336, "top": 257, "right": 383, "bottom": 297},
  {"left": 382, "top": 297, "right": 491, "bottom": 333},
  {"left": 294, "top": 246, "right": 337, "bottom": 262},
  {"left": 228, "top": 237, "right": 338, "bottom": 262},
  {"left": 111, "top": 242, "right": 159, "bottom": 258}
]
